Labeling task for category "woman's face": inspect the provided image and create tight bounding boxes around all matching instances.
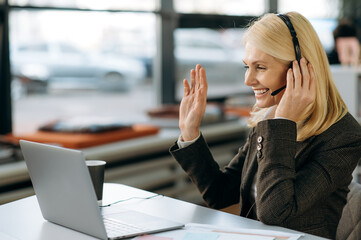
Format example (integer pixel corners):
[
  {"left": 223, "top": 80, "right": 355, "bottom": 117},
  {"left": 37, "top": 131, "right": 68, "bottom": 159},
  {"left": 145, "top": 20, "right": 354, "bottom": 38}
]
[{"left": 243, "top": 42, "right": 289, "bottom": 108}]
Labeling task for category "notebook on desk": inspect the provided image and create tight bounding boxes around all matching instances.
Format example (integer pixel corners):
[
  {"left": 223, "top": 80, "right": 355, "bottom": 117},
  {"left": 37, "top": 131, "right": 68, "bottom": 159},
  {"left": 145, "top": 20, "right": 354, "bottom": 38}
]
[{"left": 19, "top": 140, "right": 184, "bottom": 240}]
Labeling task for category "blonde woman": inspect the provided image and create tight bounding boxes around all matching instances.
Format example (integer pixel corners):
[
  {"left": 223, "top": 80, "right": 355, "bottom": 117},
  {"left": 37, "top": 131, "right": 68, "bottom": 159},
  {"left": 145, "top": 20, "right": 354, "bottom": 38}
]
[{"left": 170, "top": 12, "right": 361, "bottom": 239}]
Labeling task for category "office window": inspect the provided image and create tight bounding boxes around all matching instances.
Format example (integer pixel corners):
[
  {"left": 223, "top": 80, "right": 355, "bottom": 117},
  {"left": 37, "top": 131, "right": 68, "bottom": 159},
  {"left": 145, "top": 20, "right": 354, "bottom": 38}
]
[
  {"left": 174, "top": 0, "right": 265, "bottom": 16},
  {"left": 10, "top": 10, "right": 156, "bottom": 134},
  {"left": 308, "top": 18, "right": 338, "bottom": 53},
  {"left": 174, "top": 28, "right": 253, "bottom": 104},
  {"left": 9, "top": 0, "right": 157, "bottom": 11},
  {"left": 279, "top": 0, "right": 339, "bottom": 53},
  {"left": 278, "top": 0, "right": 339, "bottom": 18}
]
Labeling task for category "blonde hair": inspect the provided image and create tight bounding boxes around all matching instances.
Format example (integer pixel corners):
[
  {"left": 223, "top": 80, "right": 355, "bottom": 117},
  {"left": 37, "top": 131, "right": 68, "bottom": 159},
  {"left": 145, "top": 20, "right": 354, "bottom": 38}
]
[{"left": 243, "top": 12, "right": 347, "bottom": 141}]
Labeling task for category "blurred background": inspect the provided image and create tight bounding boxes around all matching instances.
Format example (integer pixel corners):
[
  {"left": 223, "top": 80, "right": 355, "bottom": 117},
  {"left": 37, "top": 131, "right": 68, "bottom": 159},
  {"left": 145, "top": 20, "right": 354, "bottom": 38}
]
[
  {"left": 1, "top": 0, "right": 358, "bottom": 135},
  {"left": 1, "top": 0, "right": 361, "bottom": 205}
]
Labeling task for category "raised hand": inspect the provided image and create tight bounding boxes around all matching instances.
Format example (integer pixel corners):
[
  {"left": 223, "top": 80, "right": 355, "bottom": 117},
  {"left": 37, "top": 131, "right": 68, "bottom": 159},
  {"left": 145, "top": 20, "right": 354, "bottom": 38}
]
[
  {"left": 179, "top": 64, "right": 208, "bottom": 141},
  {"left": 275, "top": 58, "right": 316, "bottom": 122}
]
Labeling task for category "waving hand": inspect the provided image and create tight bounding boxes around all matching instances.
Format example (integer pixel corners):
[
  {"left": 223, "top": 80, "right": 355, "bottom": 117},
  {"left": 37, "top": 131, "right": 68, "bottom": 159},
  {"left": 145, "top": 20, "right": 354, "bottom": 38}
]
[{"left": 179, "top": 64, "right": 208, "bottom": 141}]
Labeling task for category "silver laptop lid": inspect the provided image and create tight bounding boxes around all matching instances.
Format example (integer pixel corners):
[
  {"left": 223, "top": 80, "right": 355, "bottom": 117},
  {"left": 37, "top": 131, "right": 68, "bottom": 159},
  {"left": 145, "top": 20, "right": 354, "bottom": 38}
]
[{"left": 20, "top": 140, "right": 108, "bottom": 240}]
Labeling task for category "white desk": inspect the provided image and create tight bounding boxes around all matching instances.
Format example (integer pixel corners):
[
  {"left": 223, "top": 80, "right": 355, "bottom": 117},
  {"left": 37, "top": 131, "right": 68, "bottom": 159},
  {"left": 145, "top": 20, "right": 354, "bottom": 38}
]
[{"left": 0, "top": 183, "right": 326, "bottom": 240}]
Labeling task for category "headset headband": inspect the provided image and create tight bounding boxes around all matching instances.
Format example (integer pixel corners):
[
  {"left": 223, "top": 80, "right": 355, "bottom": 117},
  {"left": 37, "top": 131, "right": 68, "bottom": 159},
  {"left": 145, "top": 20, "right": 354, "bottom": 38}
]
[
  {"left": 277, "top": 13, "right": 302, "bottom": 63},
  {"left": 271, "top": 14, "right": 302, "bottom": 96}
]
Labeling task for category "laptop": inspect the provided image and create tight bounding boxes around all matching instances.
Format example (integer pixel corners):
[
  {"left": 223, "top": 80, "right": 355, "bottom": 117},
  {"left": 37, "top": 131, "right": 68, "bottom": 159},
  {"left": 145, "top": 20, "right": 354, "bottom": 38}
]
[{"left": 19, "top": 140, "right": 184, "bottom": 240}]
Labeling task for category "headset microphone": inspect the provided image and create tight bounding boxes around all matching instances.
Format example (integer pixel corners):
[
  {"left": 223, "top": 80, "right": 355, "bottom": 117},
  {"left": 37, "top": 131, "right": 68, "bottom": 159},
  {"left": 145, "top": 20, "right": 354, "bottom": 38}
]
[{"left": 271, "top": 85, "right": 286, "bottom": 96}]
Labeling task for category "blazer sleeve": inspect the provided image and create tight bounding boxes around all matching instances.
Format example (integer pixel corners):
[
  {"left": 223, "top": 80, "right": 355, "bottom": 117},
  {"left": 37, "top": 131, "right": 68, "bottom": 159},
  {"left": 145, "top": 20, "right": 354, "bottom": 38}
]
[
  {"left": 255, "top": 118, "right": 361, "bottom": 225},
  {"left": 169, "top": 133, "right": 249, "bottom": 209}
]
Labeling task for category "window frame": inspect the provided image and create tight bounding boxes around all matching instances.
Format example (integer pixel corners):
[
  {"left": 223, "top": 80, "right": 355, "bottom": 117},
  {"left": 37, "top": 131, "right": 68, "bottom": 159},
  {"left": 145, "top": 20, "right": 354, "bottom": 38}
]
[
  {"left": 0, "top": 0, "right": 275, "bottom": 134},
  {"left": 0, "top": 0, "right": 11, "bottom": 134}
]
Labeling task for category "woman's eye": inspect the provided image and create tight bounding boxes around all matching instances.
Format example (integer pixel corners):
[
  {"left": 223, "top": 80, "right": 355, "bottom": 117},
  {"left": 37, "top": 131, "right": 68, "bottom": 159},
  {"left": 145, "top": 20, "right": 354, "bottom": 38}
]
[
  {"left": 257, "top": 66, "right": 266, "bottom": 70},
  {"left": 244, "top": 65, "right": 249, "bottom": 69}
]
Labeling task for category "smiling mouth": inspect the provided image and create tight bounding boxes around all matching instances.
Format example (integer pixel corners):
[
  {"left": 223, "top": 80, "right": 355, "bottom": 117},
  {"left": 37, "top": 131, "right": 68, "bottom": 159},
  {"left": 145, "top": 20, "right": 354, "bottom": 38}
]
[{"left": 254, "top": 89, "right": 269, "bottom": 95}]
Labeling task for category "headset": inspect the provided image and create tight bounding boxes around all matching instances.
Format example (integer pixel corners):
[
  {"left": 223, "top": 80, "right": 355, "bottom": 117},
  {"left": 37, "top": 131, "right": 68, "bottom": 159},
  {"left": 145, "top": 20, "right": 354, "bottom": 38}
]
[{"left": 271, "top": 13, "right": 302, "bottom": 96}]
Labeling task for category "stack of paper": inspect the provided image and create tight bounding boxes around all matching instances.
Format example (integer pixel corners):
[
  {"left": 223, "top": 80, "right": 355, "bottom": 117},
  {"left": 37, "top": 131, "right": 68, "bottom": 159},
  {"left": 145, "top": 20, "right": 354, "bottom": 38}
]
[{"left": 133, "top": 223, "right": 304, "bottom": 240}]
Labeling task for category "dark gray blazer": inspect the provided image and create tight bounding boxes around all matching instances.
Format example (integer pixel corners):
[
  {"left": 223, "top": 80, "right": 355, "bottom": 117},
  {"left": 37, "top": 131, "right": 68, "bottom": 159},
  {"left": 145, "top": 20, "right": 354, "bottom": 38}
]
[{"left": 170, "top": 113, "right": 361, "bottom": 239}]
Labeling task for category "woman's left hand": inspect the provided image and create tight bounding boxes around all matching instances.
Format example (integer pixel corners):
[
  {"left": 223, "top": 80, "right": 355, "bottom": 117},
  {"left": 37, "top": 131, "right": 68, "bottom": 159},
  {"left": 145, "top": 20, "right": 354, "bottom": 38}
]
[{"left": 275, "top": 58, "right": 316, "bottom": 122}]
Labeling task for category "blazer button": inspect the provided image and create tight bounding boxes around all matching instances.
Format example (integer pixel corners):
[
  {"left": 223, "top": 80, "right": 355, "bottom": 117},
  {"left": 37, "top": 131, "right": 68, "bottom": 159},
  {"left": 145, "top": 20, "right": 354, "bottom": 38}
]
[
  {"left": 257, "top": 136, "right": 263, "bottom": 143},
  {"left": 257, "top": 143, "right": 262, "bottom": 151},
  {"left": 257, "top": 151, "right": 263, "bottom": 158}
]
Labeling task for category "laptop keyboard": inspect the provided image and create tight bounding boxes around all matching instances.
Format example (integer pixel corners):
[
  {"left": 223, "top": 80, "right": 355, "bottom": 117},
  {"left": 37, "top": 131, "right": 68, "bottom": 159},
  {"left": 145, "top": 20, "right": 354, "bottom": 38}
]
[{"left": 104, "top": 217, "right": 149, "bottom": 237}]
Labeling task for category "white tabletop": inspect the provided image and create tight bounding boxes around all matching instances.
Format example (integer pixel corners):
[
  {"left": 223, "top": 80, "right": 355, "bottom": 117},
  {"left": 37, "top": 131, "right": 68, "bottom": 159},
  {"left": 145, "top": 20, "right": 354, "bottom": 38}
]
[{"left": 0, "top": 183, "right": 326, "bottom": 240}]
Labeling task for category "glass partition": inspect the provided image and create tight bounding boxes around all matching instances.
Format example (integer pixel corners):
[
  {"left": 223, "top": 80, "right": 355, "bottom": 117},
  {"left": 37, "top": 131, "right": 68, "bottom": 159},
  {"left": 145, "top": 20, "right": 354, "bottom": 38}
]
[
  {"left": 10, "top": 10, "right": 156, "bottom": 134},
  {"left": 279, "top": 0, "right": 339, "bottom": 54},
  {"left": 279, "top": 0, "right": 339, "bottom": 18},
  {"left": 9, "top": 0, "right": 157, "bottom": 11},
  {"left": 174, "top": 28, "right": 253, "bottom": 103},
  {"left": 174, "top": 0, "right": 264, "bottom": 16}
]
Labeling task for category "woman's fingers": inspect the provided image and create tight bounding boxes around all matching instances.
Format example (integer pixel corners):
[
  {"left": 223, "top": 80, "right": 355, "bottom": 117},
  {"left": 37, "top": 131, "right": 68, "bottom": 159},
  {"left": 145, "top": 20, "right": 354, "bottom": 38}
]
[
  {"left": 189, "top": 64, "right": 203, "bottom": 94},
  {"left": 286, "top": 67, "right": 294, "bottom": 91},
  {"left": 300, "top": 58, "right": 310, "bottom": 90},
  {"left": 297, "top": 59, "right": 316, "bottom": 104},
  {"left": 179, "top": 64, "right": 208, "bottom": 141},
  {"left": 195, "top": 64, "right": 201, "bottom": 90},
  {"left": 308, "top": 63, "right": 316, "bottom": 97},
  {"left": 278, "top": 59, "right": 315, "bottom": 121},
  {"left": 293, "top": 60, "right": 302, "bottom": 89},
  {"left": 200, "top": 67, "right": 207, "bottom": 93},
  {"left": 183, "top": 64, "right": 207, "bottom": 100},
  {"left": 183, "top": 79, "right": 190, "bottom": 97},
  {"left": 190, "top": 68, "right": 196, "bottom": 92}
]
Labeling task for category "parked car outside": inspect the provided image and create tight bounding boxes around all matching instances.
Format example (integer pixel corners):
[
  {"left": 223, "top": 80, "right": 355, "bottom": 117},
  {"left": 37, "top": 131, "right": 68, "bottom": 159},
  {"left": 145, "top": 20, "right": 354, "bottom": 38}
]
[
  {"left": 10, "top": 42, "right": 146, "bottom": 97},
  {"left": 174, "top": 28, "right": 248, "bottom": 99},
  {"left": 98, "top": 28, "right": 248, "bottom": 99}
]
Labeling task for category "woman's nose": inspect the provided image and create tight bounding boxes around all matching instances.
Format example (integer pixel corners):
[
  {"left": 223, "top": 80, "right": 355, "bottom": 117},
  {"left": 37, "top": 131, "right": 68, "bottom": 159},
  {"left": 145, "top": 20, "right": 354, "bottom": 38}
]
[{"left": 244, "top": 70, "right": 257, "bottom": 86}]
